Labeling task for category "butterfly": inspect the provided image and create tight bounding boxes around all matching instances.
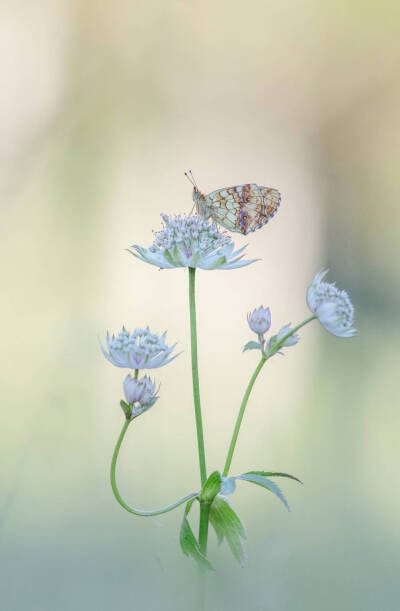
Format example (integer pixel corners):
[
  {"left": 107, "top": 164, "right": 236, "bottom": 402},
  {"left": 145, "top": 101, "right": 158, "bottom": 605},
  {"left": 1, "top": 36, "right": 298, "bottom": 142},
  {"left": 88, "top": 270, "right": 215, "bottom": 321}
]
[{"left": 185, "top": 171, "right": 281, "bottom": 235}]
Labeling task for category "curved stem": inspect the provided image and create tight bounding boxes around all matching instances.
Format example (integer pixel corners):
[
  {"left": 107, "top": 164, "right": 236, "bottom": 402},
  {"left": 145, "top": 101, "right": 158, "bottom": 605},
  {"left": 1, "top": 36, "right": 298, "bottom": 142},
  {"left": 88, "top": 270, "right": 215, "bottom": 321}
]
[
  {"left": 189, "top": 267, "right": 207, "bottom": 486},
  {"left": 222, "top": 314, "right": 317, "bottom": 477},
  {"left": 110, "top": 419, "right": 198, "bottom": 516}
]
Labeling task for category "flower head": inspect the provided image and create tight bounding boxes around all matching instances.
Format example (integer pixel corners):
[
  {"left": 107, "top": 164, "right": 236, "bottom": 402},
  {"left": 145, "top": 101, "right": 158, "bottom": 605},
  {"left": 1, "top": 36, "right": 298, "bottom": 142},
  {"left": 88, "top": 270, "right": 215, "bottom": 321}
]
[
  {"left": 266, "top": 323, "right": 300, "bottom": 355},
  {"left": 307, "top": 270, "right": 356, "bottom": 338},
  {"left": 129, "top": 214, "right": 257, "bottom": 270},
  {"left": 102, "top": 326, "right": 178, "bottom": 369},
  {"left": 247, "top": 306, "right": 271, "bottom": 335},
  {"left": 122, "top": 374, "right": 159, "bottom": 419}
]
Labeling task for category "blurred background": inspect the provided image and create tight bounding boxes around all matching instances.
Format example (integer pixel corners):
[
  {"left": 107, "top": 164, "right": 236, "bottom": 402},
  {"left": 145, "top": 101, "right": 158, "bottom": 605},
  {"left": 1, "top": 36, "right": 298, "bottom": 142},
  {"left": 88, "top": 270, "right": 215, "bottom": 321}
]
[{"left": 1, "top": 1, "right": 399, "bottom": 609}]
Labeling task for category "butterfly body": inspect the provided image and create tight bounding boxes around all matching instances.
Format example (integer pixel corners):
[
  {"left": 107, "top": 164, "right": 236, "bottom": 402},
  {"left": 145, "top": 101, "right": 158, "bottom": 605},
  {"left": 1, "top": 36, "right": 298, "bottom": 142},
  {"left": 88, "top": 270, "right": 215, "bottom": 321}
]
[{"left": 192, "top": 182, "right": 281, "bottom": 235}]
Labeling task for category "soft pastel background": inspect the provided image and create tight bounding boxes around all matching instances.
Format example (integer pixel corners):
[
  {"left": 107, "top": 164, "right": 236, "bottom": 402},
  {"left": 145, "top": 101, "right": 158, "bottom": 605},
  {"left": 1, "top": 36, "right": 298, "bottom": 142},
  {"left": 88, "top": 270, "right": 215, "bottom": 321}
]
[{"left": 1, "top": 1, "right": 399, "bottom": 610}]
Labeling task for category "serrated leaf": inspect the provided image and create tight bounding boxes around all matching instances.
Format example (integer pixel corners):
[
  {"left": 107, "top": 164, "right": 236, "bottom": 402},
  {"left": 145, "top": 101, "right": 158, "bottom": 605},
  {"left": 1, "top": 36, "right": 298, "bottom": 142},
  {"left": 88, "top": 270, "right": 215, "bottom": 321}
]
[
  {"left": 246, "top": 471, "right": 302, "bottom": 484},
  {"left": 200, "top": 471, "right": 221, "bottom": 504},
  {"left": 209, "top": 496, "right": 246, "bottom": 566},
  {"left": 179, "top": 500, "right": 214, "bottom": 570},
  {"left": 243, "top": 341, "right": 262, "bottom": 352},
  {"left": 237, "top": 473, "right": 291, "bottom": 511}
]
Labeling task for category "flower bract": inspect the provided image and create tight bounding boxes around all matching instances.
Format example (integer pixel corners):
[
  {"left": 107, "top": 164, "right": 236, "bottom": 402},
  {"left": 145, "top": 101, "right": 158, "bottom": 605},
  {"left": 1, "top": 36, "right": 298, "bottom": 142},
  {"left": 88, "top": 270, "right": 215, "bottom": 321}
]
[
  {"left": 102, "top": 326, "right": 178, "bottom": 369},
  {"left": 129, "top": 214, "right": 257, "bottom": 270},
  {"left": 307, "top": 270, "right": 356, "bottom": 338}
]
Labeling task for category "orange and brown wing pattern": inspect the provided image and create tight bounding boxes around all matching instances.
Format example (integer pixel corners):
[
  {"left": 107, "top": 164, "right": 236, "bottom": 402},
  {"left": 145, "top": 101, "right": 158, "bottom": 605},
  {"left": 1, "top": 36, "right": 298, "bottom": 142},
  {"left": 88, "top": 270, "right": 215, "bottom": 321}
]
[{"left": 204, "top": 184, "right": 281, "bottom": 235}]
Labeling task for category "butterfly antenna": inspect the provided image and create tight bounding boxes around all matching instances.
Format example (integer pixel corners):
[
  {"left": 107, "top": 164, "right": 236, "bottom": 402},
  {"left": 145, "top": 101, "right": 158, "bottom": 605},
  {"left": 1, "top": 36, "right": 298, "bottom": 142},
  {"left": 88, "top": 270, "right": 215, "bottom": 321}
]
[
  {"left": 184, "top": 171, "right": 195, "bottom": 186},
  {"left": 184, "top": 170, "right": 199, "bottom": 192},
  {"left": 189, "top": 170, "right": 199, "bottom": 191}
]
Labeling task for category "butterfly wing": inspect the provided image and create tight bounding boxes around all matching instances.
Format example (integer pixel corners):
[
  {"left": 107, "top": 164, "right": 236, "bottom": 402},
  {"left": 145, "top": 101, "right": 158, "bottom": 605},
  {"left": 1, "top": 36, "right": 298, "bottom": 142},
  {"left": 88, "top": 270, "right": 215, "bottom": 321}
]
[{"left": 204, "top": 184, "right": 280, "bottom": 235}]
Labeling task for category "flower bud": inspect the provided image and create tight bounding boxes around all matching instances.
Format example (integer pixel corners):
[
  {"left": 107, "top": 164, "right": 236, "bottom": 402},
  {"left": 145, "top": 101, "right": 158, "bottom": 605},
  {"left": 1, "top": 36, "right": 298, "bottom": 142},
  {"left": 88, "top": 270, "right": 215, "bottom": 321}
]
[
  {"left": 247, "top": 306, "right": 271, "bottom": 335},
  {"left": 266, "top": 324, "right": 300, "bottom": 355},
  {"left": 123, "top": 374, "right": 159, "bottom": 419}
]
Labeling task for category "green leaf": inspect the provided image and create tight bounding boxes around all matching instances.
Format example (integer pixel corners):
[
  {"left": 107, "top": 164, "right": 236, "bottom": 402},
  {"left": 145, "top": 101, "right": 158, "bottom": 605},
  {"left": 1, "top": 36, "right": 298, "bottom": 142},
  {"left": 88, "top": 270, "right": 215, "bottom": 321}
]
[
  {"left": 246, "top": 471, "right": 302, "bottom": 484},
  {"left": 200, "top": 471, "right": 221, "bottom": 504},
  {"left": 209, "top": 496, "right": 246, "bottom": 566},
  {"left": 237, "top": 473, "right": 291, "bottom": 511},
  {"left": 243, "top": 341, "right": 262, "bottom": 352},
  {"left": 179, "top": 500, "right": 214, "bottom": 570}
]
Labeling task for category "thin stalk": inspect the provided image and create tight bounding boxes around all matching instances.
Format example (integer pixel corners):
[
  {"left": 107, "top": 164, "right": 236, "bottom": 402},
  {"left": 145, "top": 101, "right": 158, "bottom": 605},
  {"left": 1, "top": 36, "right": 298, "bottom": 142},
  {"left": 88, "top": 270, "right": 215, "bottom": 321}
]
[
  {"left": 223, "top": 356, "right": 266, "bottom": 476},
  {"left": 198, "top": 502, "right": 211, "bottom": 556},
  {"left": 110, "top": 419, "right": 197, "bottom": 516},
  {"left": 197, "top": 501, "right": 211, "bottom": 610},
  {"left": 188, "top": 267, "right": 207, "bottom": 486},
  {"left": 188, "top": 266, "right": 208, "bottom": 610},
  {"left": 223, "top": 314, "right": 317, "bottom": 477}
]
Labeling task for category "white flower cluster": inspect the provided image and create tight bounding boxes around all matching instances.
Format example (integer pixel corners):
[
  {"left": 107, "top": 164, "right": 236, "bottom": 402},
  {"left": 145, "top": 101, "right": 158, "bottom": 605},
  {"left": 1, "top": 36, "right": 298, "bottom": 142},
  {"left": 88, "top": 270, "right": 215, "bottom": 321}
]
[
  {"left": 102, "top": 326, "right": 178, "bottom": 369},
  {"left": 307, "top": 270, "right": 356, "bottom": 338},
  {"left": 130, "top": 214, "right": 256, "bottom": 270}
]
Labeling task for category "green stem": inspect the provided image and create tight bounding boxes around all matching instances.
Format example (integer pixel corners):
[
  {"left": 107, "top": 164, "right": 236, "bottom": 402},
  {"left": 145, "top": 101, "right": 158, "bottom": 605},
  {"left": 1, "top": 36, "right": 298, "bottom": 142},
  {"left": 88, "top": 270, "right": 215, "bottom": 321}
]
[
  {"left": 110, "top": 419, "right": 198, "bottom": 516},
  {"left": 222, "top": 314, "right": 317, "bottom": 477},
  {"left": 188, "top": 267, "right": 208, "bottom": 610},
  {"left": 197, "top": 501, "right": 211, "bottom": 610},
  {"left": 198, "top": 502, "right": 211, "bottom": 556},
  {"left": 189, "top": 267, "right": 207, "bottom": 486},
  {"left": 223, "top": 356, "right": 266, "bottom": 476}
]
